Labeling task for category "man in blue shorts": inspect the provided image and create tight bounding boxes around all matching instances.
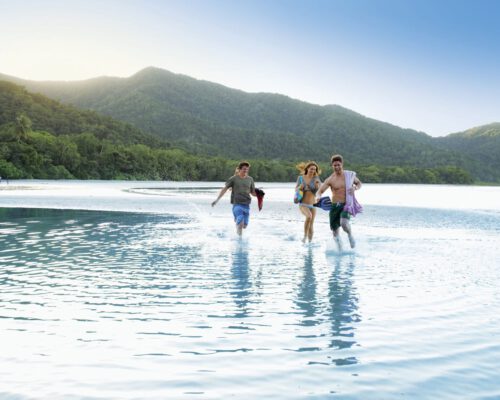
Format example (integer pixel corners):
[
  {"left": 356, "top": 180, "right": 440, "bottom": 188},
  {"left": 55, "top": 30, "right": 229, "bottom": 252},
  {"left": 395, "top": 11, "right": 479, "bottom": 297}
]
[{"left": 212, "top": 161, "right": 257, "bottom": 236}]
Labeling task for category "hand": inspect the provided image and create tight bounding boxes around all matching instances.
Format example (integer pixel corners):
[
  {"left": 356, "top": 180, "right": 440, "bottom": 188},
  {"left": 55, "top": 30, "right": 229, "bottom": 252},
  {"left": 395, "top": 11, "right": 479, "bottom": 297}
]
[{"left": 211, "top": 200, "right": 217, "bottom": 207}]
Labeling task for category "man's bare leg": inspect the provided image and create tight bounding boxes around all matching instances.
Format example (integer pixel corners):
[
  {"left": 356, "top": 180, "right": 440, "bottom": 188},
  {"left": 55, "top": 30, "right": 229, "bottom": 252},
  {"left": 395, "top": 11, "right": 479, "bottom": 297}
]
[
  {"left": 236, "top": 222, "right": 244, "bottom": 236},
  {"left": 341, "top": 218, "right": 355, "bottom": 248},
  {"left": 333, "top": 229, "right": 343, "bottom": 251}
]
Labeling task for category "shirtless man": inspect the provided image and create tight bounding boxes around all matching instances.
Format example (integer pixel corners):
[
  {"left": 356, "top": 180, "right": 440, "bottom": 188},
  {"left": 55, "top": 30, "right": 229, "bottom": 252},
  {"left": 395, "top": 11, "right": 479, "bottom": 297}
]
[{"left": 316, "top": 154, "right": 362, "bottom": 250}]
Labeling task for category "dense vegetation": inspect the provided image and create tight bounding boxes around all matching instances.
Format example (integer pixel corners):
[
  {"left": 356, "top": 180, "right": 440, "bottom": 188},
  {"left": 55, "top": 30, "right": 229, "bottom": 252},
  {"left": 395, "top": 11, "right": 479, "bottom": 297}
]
[
  {"left": 0, "top": 117, "right": 472, "bottom": 183},
  {"left": 435, "top": 123, "right": 500, "bottom": 183},
  {"left": 5, "top": 67, "right": 494, "bottom": 182},
  {"left": 0, "top": 78, "right": 478, "bottom": 184},
  {"left": 0, "top": 80, "right": 164, "bottom": 147}
]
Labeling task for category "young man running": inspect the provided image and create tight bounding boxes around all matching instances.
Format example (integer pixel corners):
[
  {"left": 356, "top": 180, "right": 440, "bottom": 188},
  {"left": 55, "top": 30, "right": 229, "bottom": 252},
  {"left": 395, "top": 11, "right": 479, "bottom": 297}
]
[
  {"left": 212, "top": 161, "right": 257, "bottom": 236},
  {"left": 316, "top": 154, "right": 362, "bottom": 250}
]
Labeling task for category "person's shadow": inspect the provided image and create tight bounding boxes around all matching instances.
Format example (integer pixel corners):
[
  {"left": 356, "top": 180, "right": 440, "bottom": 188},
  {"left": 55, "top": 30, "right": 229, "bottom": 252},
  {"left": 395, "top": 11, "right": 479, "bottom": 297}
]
[{"left": 326, "top": 254, "right": 360, "bottom": 366}]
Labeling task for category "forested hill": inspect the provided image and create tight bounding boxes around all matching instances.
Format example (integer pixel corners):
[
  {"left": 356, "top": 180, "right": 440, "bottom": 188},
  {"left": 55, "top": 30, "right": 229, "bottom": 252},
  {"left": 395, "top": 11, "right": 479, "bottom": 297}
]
[
  {"left": 0, "top": 80, "right": 163, "bottom": 147},
  {"left": 1, "top": 68, "right": 473, "bottom": 170},
  {"left": 0, "top": 80, "right": 210, "bottom": 180},
  {"left": 1, "top": 68, "right": 498, "bottom": 182},
  {"left": 0, "top": 80, "right": 316, "bottom": 181},
  {"left": 435, "top": 123, "right": 500, "bottom": 183},
  {"left": 0, "top": 80, "right": 474, "bottom": 184}
]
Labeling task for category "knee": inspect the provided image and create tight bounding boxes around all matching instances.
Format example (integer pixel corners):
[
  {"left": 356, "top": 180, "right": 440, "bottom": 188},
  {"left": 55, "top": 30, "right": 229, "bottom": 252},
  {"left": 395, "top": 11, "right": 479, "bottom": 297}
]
[{"left": 341, "top": 221, "right": 350, "bottom": 231}]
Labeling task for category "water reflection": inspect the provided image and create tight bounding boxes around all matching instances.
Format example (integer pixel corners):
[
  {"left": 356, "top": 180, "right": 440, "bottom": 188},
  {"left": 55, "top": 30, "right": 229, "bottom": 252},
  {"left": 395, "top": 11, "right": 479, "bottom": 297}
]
[
  {"left": 327, "top": 255, "right": 360, "bottom": 366},
  {"left": 230, "top": 243, "right": 251, "bottom": 318},
  {"left": 295, "top": 246, "right": 320, "bottom": 326},
  {"left": 291, "top": 246, "right": 361, "bottom": 367},
  {"left": 2, "top": 185, "right": 500, "bottom": 398}
]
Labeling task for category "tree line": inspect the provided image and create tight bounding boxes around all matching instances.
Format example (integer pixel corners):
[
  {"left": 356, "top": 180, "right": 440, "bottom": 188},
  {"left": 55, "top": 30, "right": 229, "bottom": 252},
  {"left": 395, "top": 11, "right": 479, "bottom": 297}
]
[
  {"left": 0, "top": 117, "right": 473, "bottom": 184},
  {"left": 0, "top": 80, "right": 474, "bottom": 184},
  {"left": 11, "top": 67, "right": 490, "bottom": 182}
]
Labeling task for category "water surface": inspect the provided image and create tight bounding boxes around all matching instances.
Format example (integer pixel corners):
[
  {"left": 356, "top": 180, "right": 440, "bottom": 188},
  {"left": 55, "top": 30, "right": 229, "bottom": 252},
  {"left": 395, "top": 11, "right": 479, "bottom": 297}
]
[{"left": 1, "top": 182, "right": 499, "bottom": 399}]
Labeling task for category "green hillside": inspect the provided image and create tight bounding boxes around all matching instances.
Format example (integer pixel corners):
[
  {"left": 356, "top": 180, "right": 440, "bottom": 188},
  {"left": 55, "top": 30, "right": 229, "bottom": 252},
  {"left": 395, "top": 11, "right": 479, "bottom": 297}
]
[
  {"left": 0, "top": 80, "right": 473, "bottom": 184},
  {"left": 435, "top": 123, "right": 500, "bottom": 183},
  {"left": 0, "top": 80, "right": 228, "bottom": 180},
  {"left": 0, "top": 80, "right": 163, "bottom": 147},
  {"left": 0, "top": 81, "right": 312, "bottom": 181},
  {"left": 2, "top": 67, "right": 478, "bottom": 172}
]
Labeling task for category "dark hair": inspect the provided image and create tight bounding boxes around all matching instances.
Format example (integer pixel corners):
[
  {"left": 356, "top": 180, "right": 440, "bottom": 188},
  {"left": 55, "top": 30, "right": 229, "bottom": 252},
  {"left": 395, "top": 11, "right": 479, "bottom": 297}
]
[
  {"left": 238, "top": 161, "right": 250, "bottom": 169},
  {"left": 330, "top": 154, "right": 343, "bottom": 164}
]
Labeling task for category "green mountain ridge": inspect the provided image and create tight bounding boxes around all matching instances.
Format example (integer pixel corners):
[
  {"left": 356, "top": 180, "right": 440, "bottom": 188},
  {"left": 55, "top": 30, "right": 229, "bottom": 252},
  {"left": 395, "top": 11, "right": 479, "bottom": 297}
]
[
  {"left": 0, "top": 80, "right": 180, "bottom": 179},
  {"left": 0, "top": 80, "right": 163, "bottom": 147},
  {"left": 435, "top": 123, "right": 500, "bottom": 182},
  {"left": 0, "top": 81, "right": 324, "bottom": 182},
  {"left": 446, "top": 122, "right": 500, "bottom": 138},
  {"left": 1, "top": 67, "right": 498, "bottom": 182}
]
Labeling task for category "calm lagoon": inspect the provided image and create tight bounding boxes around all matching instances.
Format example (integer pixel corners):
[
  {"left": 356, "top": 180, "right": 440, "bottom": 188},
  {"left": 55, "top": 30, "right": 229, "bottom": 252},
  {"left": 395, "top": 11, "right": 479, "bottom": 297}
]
[{"left": 1, "top": 181, "right": 500, "bottom": 399}]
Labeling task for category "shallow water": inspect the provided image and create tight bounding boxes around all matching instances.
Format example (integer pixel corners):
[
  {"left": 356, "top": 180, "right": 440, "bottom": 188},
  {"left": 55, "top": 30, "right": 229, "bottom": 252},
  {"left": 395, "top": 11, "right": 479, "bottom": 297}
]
[{"left": 1, "top": 181, "right": 500, "bottom": 399}]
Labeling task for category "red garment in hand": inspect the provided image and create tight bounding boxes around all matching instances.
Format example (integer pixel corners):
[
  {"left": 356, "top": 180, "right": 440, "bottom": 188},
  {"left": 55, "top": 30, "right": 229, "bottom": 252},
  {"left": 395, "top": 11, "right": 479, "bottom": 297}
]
[{"left": 255, "top": 188, "right": 265, "bottom": 211}]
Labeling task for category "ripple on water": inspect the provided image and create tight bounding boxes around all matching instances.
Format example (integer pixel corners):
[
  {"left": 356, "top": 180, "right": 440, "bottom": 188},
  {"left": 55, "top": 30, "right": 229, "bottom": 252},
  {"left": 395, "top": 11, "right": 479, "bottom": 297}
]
[{"left": 1, "top": 205, "right": 500, "bottom": 399}]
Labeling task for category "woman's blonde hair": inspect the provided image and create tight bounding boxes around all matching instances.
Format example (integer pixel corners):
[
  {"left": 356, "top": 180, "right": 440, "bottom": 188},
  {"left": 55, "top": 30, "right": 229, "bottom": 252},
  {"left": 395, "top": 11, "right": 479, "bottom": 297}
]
[{"left": 296, "top": 161, "right": 321, "bottom": 176}]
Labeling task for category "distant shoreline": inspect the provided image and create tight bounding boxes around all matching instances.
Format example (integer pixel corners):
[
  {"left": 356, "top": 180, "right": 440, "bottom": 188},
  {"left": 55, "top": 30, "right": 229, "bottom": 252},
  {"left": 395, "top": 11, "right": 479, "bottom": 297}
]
[
  {"left": 0, "top": 185, "right": 45, "bottom": 190},
  {"left": 1, "top": 179, "right": 499, "bottom": 187}
]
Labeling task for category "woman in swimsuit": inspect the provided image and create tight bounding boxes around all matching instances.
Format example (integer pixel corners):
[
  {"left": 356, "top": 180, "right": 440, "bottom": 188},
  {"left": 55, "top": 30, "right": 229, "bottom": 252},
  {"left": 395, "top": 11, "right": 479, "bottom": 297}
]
[{"left": 295, "top": 161, "right": 322, "bottom": 243}]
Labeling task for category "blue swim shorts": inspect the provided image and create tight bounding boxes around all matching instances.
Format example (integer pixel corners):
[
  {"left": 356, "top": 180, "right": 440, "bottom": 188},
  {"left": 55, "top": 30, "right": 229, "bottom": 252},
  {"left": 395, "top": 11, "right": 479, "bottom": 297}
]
[{"left": 232, "top": 204, "right": 250, "bottom": 226}]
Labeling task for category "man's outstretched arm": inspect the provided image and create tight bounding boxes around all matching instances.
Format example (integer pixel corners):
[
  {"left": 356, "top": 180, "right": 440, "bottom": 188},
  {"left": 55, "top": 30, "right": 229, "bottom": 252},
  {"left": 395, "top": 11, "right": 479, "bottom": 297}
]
[
  {"left": 212, "top": 187, "right": 229, "bottom": 207},
  {"left": 316, "top": 177, "right": 331, "bottom": 202}
]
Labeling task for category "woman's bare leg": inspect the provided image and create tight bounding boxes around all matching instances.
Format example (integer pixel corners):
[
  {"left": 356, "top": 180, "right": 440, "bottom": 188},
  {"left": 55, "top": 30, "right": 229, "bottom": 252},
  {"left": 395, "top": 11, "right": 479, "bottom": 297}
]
[{"left": 299, "top": 206, "right": 313, "bottom": 243}]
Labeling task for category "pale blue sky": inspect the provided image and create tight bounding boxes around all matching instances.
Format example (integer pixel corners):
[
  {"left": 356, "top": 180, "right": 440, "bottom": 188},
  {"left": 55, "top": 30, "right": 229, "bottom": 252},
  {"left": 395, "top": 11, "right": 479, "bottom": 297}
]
[{"left": 1, "top": 0, "right": 499, "bottom": 136}]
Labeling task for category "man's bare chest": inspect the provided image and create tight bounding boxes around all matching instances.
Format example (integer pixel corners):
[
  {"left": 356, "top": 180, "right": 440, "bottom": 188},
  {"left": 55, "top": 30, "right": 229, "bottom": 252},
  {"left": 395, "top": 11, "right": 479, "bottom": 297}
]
[{"left": 331, "top": 175, "right": 346, "bottom": 191}]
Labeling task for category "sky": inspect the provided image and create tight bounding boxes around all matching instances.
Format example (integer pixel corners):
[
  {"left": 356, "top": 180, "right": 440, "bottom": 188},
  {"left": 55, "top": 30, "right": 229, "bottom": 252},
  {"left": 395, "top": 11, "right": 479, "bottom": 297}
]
[{"left": 1, "top": 0, "right": 499, "bottom": 136}]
